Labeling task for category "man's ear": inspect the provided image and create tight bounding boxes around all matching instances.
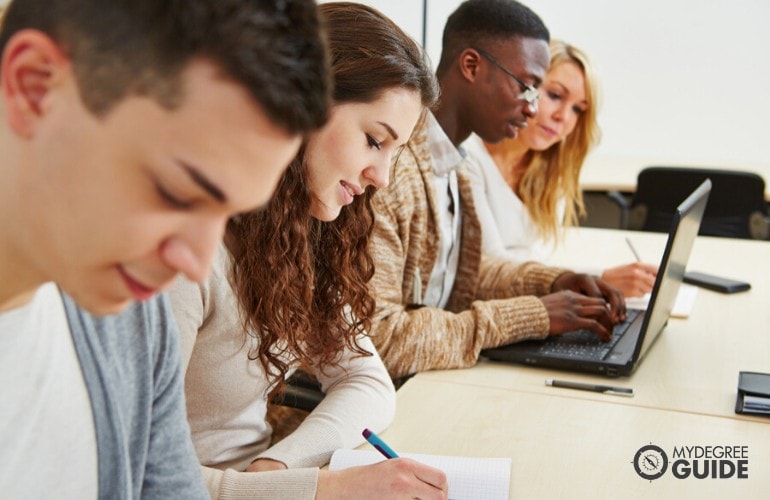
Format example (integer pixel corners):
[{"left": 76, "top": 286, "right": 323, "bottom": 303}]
[
  {"left": 1, "top": 29, "right": 69, "bottom": 138},
  {"left": 458, "top": 48, "right": 482, "bottom": 84}
]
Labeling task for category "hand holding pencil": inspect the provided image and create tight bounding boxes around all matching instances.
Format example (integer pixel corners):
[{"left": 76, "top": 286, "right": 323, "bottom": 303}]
[
  {"left": 598, "top": 238, "right": 658, "bottom": 298},
  {"left": 315, "top": 429, "right": 449, "bottom": 499}
]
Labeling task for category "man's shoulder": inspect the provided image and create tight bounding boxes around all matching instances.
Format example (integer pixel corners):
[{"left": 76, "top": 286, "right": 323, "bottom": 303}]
[
  {"left": 62, "top": 293, "right": 177, "bottom": 364},
  {"left": 62, "top": 294, "right": 181, "bottom": 430}
]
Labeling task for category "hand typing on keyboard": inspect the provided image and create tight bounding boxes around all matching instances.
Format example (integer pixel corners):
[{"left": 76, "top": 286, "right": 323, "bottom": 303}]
[
  {"left": 540, "top": 290, "right": 615, "bottom": 341},
  {"left": 540, "top": 272, "right": 626, "bottom": 342},
  {"left": 542, "top": 309, "right": 641, "bottom": 361}
]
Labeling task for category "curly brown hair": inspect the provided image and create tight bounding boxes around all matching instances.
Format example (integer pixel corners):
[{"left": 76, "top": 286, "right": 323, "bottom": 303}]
[
  {"left": 226, "top": 2, "right": 438, "bottom": 397},
  {"left": 226, "top": 152, "right": 376, "bottom": 397}
]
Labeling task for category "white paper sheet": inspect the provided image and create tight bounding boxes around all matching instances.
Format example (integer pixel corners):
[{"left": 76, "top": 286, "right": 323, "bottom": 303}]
[{"left": 329, "top": 449, "right": 511, "bottom": 500}]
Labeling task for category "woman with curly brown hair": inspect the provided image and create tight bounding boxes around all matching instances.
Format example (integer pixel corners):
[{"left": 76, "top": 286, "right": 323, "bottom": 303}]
[{"left": 169, "top": 3, "right": 446, "bottom": 499}]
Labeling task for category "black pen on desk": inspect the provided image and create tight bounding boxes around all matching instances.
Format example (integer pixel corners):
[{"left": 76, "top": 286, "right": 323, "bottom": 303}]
[
  {"left": 625, "top": 237, "right": 642, "bottom": 262},
  {"left": 546, "top": 378, "right": 634, "bottom": 397},
  {"left": 363, "top": 428, "right": 399, "bottom": 459}
]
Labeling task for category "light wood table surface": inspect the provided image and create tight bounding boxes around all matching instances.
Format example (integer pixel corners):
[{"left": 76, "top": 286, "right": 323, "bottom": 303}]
[
  {"left": 382, "top": 377, "right": 769, "bottom": 499},
  {"left": 417, "top": 228, "right": 770, "bottom": 420},
  {"left": 381, "top": 228, "right": 769, "bottom": 499}
]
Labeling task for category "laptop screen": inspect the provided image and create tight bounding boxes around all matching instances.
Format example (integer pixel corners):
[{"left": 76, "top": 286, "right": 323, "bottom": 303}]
[{"left": 632, "top": 179, "right": 712, "bottom": 362}]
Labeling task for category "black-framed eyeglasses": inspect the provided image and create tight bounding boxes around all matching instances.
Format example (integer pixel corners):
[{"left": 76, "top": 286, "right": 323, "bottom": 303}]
[{"left": 474, "top": 48, "right": 540, "bottom": 106}]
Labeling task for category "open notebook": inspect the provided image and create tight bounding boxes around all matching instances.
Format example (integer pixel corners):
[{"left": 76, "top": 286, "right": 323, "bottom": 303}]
[
  {"left": 626, "top": 283, "right": 698, "bottom": 318},
  {"left": 329, "top": 449, "right": 511, "bottom": 500}
]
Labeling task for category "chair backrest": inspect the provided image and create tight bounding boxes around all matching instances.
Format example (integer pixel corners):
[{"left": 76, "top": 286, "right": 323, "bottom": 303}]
[
  {"left": 628, "top": 167, "right": 768, "bottom": 239},
  {"left": 581, "top": 190, "right": 629, "bottom": 229}
]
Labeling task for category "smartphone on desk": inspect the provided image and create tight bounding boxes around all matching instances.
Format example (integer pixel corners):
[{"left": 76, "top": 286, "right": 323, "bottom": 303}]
[{"left": 683, "top": 271, "right": 751, "bottom": 294}]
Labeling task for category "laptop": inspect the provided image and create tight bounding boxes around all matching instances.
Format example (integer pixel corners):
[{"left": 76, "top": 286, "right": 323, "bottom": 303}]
[{"left": 481, "top": 179, "right": 712, "bottom": 377}]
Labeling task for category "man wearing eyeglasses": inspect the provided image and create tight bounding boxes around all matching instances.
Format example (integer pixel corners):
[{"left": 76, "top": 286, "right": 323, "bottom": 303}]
[{"left": 367, "top": 0, "right": 626, "bottom": 381}]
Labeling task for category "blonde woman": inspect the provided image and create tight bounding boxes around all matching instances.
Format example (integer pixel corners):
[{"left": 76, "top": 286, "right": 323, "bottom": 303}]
[{"left": 467, "top": 39, "right": 657, "bottom": 297}]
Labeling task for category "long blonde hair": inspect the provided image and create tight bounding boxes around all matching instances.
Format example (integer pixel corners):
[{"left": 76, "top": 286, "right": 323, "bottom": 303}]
[{"left": 486, "top": 39, "right": 601, "bottom": 242}]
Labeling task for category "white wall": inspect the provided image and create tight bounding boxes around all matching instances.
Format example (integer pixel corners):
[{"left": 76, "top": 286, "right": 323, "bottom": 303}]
[
  {"left": 327, "top": 0, "right": 770, "bottom": 174},
  {"left": 8, "top": 0, "right": 765, "bottom": 173},
  {"left": 519, "top": 0, "right": 770, "bottom": 173}
]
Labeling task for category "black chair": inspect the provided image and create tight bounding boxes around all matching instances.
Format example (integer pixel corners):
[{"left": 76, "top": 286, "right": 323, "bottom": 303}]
[
  {"left": 627, "top": 167, "right": 770, "bottom": 239},
  {"left": 580, "top": 190, "right": 630, "bottom": 229}
]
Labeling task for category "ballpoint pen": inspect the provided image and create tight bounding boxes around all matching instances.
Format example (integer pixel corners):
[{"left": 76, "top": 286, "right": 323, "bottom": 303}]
[
  {"left": 546, "top": 378, "right": 634, "bottom": 397},
  {"left": 625, "top": 236, "right": 642, "bottom": 262},
  {"left": 362, "top": 428, "right": 400, "bottom": 459}
]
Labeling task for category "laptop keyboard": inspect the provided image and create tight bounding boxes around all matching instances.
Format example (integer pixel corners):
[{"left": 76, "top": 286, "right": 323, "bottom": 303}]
[{"left": 538, "top": 309, "right": 642, "bottom": 361}]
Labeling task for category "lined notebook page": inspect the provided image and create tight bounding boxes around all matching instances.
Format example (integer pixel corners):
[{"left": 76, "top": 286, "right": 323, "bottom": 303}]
[{"left": 329, "top": 449, "right": 511, "bottom": 500}]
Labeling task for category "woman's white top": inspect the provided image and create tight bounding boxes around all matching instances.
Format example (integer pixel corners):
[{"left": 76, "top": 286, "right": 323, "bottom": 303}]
[{"left": 463, "top": 134, "right": 559, "bottom": 264}]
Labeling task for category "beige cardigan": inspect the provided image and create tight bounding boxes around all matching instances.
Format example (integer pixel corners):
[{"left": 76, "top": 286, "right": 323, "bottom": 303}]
[{"left": 369, "top": 112, "right": 568, "bottom": 379}]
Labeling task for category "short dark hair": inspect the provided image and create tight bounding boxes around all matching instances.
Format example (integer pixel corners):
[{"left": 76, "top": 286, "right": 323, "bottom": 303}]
[
  {"left": 0, "top": 0, "right": 330, "bottom": 134},
  {"left": 320, "top": 2, "right": 438, "bottom": 109},
  {"left": 437, "top": 0, "right": 550, "bottom": 77}
]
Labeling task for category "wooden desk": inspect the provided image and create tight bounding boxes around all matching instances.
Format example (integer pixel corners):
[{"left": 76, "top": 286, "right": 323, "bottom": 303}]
[
  {"left": 418, "top": 228, "right": 770, "bottom": 420},
  {"left": 378, "top": 227, "right": 768, "bottom": 498},
  {"left": 382, "top": 378, "right": 769, "bottom": 499},
  {"left": 580, "top": 156, "right": 770, "bottom": 200}
]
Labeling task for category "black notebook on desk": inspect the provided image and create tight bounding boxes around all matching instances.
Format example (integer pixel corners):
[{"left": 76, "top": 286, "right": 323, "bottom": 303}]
[
  {"left": 481, "top": 180, "right": 711, "bottom": 377},
  {"left": 735, "top": 371, "right": 770, "bottom": 416}
]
